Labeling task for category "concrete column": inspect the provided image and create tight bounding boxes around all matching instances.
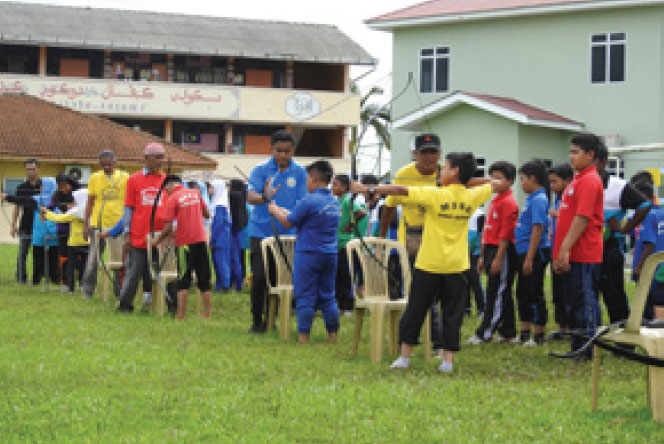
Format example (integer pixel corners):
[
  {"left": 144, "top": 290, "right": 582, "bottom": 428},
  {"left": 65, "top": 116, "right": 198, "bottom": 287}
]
[
  {"left": 103, "top": 50, "right": 112, "bottom": 79},
  {"left": 164, "top": 119, "right": 173, "bottom": 142},
  {"left": 227, "top": 57, "right": 235, "bottom": 84},
  {"left": 38, "top": 46, "right": 47, "bottom": 76},
  {"left": 343, "top": 64, "right": 350, "bottom": 93},
  {"left": 224, "top": 124, "right": 233, "bottom": 153},
  {"left": 167, "top": 54, "right": 174, "bottom": 82},
  {"left": 286, "top": 60, "right": 294, "bottom": 89},
  {"left": 342, "top": 127, "right": 350, "bottom": 159}
]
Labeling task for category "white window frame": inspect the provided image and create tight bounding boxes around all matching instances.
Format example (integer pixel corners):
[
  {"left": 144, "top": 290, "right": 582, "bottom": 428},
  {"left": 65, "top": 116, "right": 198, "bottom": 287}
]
[
  {"left": 607, "top": 156, "right": 625, "bottom": 179},
  {"left": 419, "top": 46, "right": 450, "bottom": 94},
  {"left": 590, "top": 32, "right": 626, "bottom": 84},
  {"left": 474, "top": 156, "right": 486, "bottom": 178}
]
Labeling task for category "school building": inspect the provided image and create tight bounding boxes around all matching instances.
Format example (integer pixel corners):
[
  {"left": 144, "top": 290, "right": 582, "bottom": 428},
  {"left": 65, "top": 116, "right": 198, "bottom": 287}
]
[
  {"left": 0, "top": 93, "right": 216, "bottom": 243},
  {"left": 367, "top": 0, "right": 664, "bottom": 201},
  {"left": 0, "top": 1, "right": 375, "bottom": 181}
]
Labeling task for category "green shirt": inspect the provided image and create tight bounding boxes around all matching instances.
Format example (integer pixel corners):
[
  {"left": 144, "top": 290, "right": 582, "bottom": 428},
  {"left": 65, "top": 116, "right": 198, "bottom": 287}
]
[{"left": 337, "top": 193, "right": 368, "bottom": 249}]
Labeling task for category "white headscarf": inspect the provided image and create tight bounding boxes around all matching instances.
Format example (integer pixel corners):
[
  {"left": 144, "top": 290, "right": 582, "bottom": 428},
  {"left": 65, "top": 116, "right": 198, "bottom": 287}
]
[
  {"left": 210, "top": 179, "right": 229, "bottom": 210},
  {"left": 66, "top": 188, "right": 88, "bottom": 220}
]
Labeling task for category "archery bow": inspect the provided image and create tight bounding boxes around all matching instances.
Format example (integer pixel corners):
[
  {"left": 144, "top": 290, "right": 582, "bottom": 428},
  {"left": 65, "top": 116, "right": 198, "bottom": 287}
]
[
  {"left": 95, "top": 187, "right": 114, "bottom": 284},
  {"left": 348, "top": 191, "right": 401, "bottom": 290},
  {"left": 148, "top": 161, "right": 175, "bottom": 306},
  {"left": 234, "top": 165, "right": 292, "bottom": 273}
]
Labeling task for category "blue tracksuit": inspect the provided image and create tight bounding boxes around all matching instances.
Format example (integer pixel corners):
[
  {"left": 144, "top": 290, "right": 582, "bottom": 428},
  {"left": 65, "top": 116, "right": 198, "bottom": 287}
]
[{"left": 286, "top": 188, "right": 341, "bottom": 334}]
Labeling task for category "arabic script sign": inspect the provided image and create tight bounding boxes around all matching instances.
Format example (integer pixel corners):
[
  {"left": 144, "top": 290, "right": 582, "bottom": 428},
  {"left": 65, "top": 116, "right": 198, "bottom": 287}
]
[
  {"left": 285, "top": 92, "right": 321, "bottom": 121},
  {"left": 0, "top": 75, "right": 239, "bottom": 120}
]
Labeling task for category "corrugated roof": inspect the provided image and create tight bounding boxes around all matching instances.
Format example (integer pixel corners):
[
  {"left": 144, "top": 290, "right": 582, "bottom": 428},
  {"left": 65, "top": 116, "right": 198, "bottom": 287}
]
[
  {"left": 0, "top": 1, "right": 375, "bottom": 65},
  {"left": 393, "top": 90, "right": 583, "bottom": 131},
  {"left": 0, "top": 93, "right": 217, "bottom": 169},
  {"left": 464, "top": 92, "right": 579, "bottom": 124},
  {"left": 367, "top": 0, "right": 657, "bottom": 25}
]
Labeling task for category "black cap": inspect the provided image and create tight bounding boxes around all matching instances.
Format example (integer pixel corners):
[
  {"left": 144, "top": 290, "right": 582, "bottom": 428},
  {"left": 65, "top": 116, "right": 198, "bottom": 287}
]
[{"left": 414, "top": 133, "right": 441, "bottom": 151}]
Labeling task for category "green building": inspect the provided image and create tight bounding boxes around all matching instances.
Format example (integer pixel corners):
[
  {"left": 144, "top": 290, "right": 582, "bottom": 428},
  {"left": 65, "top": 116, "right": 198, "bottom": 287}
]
[{"left": 367, "top": 0, "right": 664, "bottom": 199}]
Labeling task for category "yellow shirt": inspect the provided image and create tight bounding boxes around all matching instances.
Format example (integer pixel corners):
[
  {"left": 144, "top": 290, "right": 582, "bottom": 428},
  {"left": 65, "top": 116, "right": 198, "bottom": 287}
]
[
  {"left": 45, "top": 212, "right": 88, "bottom": 247},
  {"left": 88, "top": 170, "right": 129, "bottom": 229},
  {"left": 391, "top": 184, "right": 492, "bottom": 274},
  {"left": 385, "top": 162, "right": 438, "bottom": 244}
]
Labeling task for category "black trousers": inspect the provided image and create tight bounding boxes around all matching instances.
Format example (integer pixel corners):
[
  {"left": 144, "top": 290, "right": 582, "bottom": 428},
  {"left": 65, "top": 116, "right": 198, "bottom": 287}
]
[
  {"left": 176, "top": 242, "right": 212, "bottom": 292},
  {"left": 16, "top": 234, "right": 32, "bottom": 283},
  {"left": 600, "top": 239, "right": 629, "bottom": 323},
  {"left": 464, "top": 254, "right": 485, "bottom": 314},
  {"left": 250, "top": 237, "right": 276, "bottom": 326},
  {"left": 551, "top": 265, "right": 569, "bottom": 327},
  {"left": 516, "top": 249, "right": 550, "bottom": 326},
  {"left": 475, "top": 244, "right": 517, "bottom": 340},
  {"left": 32, "top": 245, "right": 60, "bottom": 285},
  {"left": 336, "top": 247, "right": 354, "bottom": 311},
  {"left": 67, "top": 246, "right": 88, "bottom": 293},
  {"left": 58, "top": 234, "right": 69, "bottom": 286},
  {"left": 399, "top": 269, "right": 467, "bottom": 352}
]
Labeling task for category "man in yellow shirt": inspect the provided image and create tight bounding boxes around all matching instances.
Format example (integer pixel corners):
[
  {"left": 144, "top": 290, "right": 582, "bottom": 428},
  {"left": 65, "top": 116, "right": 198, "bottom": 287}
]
[
  {"left": 81, "top": 150, "right": 129, "bottom": 298},
  {"left": 379, "top": 134, "right": 444, "bottom": 355},
  {"left": 352, "top": 152, "right": 499, "bottom": 373}
]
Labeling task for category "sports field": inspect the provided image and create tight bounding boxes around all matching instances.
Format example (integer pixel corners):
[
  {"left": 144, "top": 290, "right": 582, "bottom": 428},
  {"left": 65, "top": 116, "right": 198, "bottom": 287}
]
[{"left": 0, "top": 245, "right": 661, "bottom": 443}]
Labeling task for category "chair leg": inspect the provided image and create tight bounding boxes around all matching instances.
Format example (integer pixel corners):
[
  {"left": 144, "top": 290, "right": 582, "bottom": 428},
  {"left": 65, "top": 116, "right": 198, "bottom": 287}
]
[
  {"left": 369, "top": 305, "right": 384, "bottom": 363},
  {"left": 267, "top": 292, "right": 277, "bottom": 331},
  {"left": 100, "top": 269, "right": 109, "bottom": 302},
  {"left": 422, "top": 311, "right": 432, "bottom": 361},
  {"left": 279, "top": 290, "right": 292, "bottom": 341},
  {"left": 591, "top": 345, "right": 601, "bottom": 411},
  {"left": 388, "top": 309, "right": 401, "bottom": 358},
  {"left": 352, "top": 308, "right": 364, "bottom": 357},
  {"left": 151, "top": 279, "right": 164, "bottom": 317}
]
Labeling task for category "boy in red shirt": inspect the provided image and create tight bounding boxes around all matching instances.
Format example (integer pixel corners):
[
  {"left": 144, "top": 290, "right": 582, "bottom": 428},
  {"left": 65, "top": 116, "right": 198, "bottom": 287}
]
[
  {"left": 155, "top": 175, "right": 212, "bottom": 320},
  {"left": 553, "top": 134, "right": 604, "bottom": 358},
  {"left": 469, "top": 161, "right": 519, "bottom": 344}
]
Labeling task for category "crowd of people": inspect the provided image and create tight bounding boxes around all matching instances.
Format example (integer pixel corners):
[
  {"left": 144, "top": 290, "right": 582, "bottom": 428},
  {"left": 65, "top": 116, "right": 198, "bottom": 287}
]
[{"left": 2, "top": 129, "right": 664, "bottom": 373}]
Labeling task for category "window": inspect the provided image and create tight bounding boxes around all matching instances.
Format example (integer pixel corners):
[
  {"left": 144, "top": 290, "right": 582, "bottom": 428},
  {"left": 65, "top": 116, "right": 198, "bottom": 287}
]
[
  {"left": 420, "top": 47, "right": 449, "bottom": 93},
  {"left": 591, "top": 33, "right": 626, "bottom": 83},
  {"left": 607, "top": 156, "right": 625, "bottom": 179},
  {"left": 474, "top": 157, "right": 486, "bottom": 178}
]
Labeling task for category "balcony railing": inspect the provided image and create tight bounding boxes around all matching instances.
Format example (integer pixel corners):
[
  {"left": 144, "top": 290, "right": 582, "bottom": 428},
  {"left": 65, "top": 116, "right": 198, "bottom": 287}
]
[{"left": 0, "top": 74, "right": 360, "bottom": 126}]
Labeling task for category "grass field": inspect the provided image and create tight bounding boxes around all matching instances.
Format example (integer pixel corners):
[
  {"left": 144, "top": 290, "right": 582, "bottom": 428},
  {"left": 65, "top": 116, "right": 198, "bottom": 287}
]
[{"left": 0, "top": 245, "right": 662, "bottom": 443}]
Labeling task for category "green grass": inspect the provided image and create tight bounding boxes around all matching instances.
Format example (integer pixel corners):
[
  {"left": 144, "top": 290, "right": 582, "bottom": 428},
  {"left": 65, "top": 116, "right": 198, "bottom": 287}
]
[{"left": 0, "top": 245, "right": 662, "bottom": 443}]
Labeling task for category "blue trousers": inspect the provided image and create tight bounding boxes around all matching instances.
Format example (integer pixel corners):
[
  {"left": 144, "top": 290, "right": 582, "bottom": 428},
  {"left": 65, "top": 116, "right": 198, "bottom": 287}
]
[
  {"left": 229, "top": 231, "right": 243, "bottom": 291},
  {"left": 563, "top": 262, "right": 601, "bottom": 355},
  {"left": 294, "top": 251, "right": 340, "bottom": 335},
  {"left": 211, "top": 247, "right": 230, "bottom": 290}
]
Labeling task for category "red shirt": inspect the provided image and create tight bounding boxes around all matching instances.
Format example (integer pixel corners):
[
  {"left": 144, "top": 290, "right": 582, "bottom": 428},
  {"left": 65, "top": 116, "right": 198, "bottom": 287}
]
[
  {"left": 553, "top": 165, "right": 604, "bottom": 263},
  {"left": 482, "top": 189, "right": 518, "bottom": 246},
  {"left": 162, "top": 184, "right": 207, "bottom": 247},
  {"left": 125, "top": 170, "right": 166, "bottom": 249}
]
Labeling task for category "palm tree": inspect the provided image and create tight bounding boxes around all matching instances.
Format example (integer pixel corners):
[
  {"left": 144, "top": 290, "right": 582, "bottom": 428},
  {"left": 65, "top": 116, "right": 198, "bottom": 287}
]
[{"left": 349, "top": 83, "right": 391, "bottom": 179}]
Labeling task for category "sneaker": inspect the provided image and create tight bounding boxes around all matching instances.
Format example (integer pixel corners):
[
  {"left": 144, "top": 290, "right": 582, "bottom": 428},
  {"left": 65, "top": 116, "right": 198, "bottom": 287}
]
[
  {"left": 389, "top": 357, "right": 410, "bottom": 369},
  {"left": 248, "top": 323, "right": 266, "bottom": 334},
  {"left": 495, "top": 335, "right": 520, "bottom": 344},
  {"left": 467, "top": 335, "right": 483, "bottom": 345},
  {"left": 523, "top": 338, "right": 537, "bottom": 347},
  {"left": 548, "top": 331, "right": 565, "bottom": 341},
  {"left": 438, "top": 361, "right": 453, "bottom": 373}
]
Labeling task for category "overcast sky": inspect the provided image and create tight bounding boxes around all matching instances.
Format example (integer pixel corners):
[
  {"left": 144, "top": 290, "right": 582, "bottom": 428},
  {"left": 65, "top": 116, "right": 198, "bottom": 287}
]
[{"left": 5, "top": 0, "right": 417, "bottom": 173}]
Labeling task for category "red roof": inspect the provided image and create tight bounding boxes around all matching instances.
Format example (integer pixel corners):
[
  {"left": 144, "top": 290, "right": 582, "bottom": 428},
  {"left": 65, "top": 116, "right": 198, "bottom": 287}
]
[
  {"left": 368, "top": 0, "right": 606, "bottom": 23},
  {"left": 463, "top": 92, "right": 579, "bottom": 124},
  {"left": 0, "top": 94, "right": 216, "bottom": 169}
]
